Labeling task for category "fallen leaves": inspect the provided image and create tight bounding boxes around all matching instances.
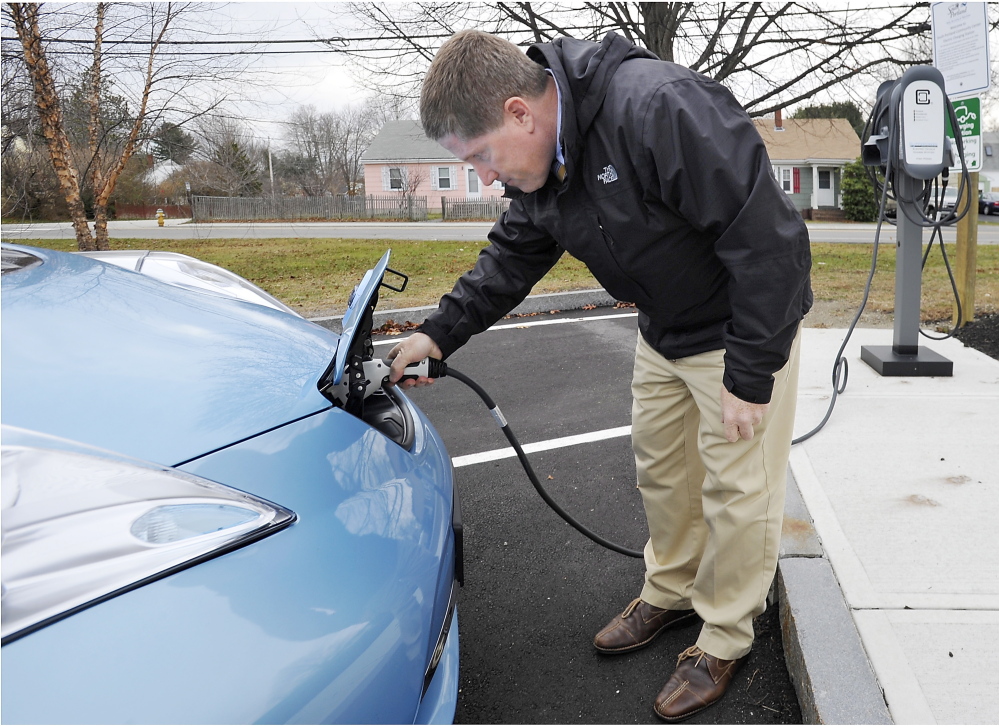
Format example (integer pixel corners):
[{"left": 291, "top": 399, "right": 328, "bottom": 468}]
[{"left": 373, "top": 319, "right": 420, "bottom": 335}]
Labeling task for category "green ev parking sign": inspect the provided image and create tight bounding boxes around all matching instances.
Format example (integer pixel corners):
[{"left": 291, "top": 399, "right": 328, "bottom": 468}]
[{"left": 945, "top": 96, "right": 981, "bottom": 171}]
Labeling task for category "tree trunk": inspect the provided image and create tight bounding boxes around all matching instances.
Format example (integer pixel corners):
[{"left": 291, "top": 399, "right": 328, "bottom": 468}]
[
  {"left": 88, "top": 3, "right": 109, "bottom": 250},
  {"left": 93, "top": 204, "right": 111, "bottom": 249},
  {"left": 639, "top": 2, "right": 684, "bottom": 62},
  {"left": 9, "top": 3, "right": 95, "bottom": 250}
]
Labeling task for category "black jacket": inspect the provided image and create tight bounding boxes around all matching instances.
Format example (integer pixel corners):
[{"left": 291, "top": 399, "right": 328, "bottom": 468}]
[{"left": 420, "top": 33, "right": 812, "bottom": 404}]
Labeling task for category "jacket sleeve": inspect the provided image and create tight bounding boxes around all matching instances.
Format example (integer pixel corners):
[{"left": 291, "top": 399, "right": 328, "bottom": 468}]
[
  {"left": 419, "top": 199, "right": 563, "bottom": 359},
  {"left": 641, "top": 77, "right": 812, "bottom": 404}
]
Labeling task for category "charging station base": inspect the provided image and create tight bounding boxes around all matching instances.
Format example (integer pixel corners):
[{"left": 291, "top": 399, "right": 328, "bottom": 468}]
[{"left": 860, "top": 345, "right": 953, "bottom": 377}]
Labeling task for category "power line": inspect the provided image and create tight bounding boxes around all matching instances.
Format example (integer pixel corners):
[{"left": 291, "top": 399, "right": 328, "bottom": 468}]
[
  {"left": 0, "top": 5, "right": 939, "bottom": 49},
  {"left": 0, "top": 34, "right": 455, "bottom": 46},
  {"left": 0, "top": 47, "right": 385, "bottom": 57}
]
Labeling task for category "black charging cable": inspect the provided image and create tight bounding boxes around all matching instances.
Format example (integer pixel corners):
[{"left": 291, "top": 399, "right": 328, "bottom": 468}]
[
  {"left": 792, "top": 164, "right": 891, "bottom": 445},
  {"left": 404, "top": 362, "right": 644, "bottom": 558}
]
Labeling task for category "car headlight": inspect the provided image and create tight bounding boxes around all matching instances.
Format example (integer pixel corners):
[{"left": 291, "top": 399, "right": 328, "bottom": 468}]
[{"left": 1, "top": 439, "right": 295, "bottom": 644}]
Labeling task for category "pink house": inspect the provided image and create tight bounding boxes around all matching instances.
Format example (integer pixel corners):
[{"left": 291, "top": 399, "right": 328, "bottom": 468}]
[{"left": 361, "top": 120, "right": 507, "bottom": 212}]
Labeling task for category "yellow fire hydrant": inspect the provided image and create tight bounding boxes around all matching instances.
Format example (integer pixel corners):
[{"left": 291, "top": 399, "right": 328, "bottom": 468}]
[{"left": 156, "top": 208, "right": 165, "bottom": 227}]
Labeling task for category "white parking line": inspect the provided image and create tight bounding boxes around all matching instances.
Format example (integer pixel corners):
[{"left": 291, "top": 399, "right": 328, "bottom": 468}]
[
  {"left": 372, "top": 311, "right": 638, "bottom": 346},
  {"left": 451, "top": 425, "right": 632, "bottom": 468},
  {"left": 366, "top": 312, "right": 637, "bottom": 465}
]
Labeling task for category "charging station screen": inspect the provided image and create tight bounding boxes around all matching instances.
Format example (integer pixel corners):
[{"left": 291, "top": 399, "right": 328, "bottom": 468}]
[{"left": 902, "top": 81, "right": 945, "bottom": 167}]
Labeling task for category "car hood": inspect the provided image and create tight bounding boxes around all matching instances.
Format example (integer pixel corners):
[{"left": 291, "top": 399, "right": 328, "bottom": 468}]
[{"left": 1, "top": 245, "right": 338, "bottom": 466}]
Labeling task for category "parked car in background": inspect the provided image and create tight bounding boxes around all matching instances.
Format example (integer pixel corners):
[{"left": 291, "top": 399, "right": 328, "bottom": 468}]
[
  {"left": 1, "top": 244, "right": 460, "bottom": 724},
  {"left": 979, "top": 192, "right": 999, "bottom": 215},
  {"left": 924, "top": 186, "right": 971, "bottom": 220}
]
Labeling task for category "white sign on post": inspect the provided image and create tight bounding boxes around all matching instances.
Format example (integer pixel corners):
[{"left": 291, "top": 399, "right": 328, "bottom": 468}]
[{"left": 931, "top": 2, "right": 991, "bottom": 99}]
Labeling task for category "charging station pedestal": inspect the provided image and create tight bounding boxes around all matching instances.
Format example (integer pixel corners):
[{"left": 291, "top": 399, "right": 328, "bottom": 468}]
[
  {"left": 860, "top": 65, "right": 954, "bottom": 378},
  {"left": 860, "top": 172, "right": 953, "bottom": 377}
]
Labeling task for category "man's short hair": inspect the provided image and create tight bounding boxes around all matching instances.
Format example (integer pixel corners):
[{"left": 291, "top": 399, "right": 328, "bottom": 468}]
[{"left": 420, "top": 29, "right": 549, "bottom": 141}]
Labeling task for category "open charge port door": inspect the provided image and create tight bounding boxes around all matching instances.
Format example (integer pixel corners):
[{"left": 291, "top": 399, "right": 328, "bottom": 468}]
[{"left": 318, "top": 250, "right": 416, "bottom": 449}]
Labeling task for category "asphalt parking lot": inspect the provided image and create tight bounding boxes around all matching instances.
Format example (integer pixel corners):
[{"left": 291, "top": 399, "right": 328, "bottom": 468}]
[{"left": 374, "top": 307, "right": 801, "bottom": 724}]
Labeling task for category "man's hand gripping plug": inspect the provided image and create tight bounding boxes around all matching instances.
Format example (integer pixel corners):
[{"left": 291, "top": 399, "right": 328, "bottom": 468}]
[{"left": 387, "top": 332, "right": 444, "bottom": 390}]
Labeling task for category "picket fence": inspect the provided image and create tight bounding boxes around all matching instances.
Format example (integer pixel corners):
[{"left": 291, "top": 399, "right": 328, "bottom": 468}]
[
  {"left": 191, "top": 194, "right": 428, "bottom": 221},
  {"left": 441, "top": 196, "right": 511, "bottom": 220}
]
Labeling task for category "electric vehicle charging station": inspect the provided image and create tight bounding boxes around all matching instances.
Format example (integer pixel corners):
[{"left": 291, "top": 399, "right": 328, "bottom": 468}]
[{"left": 860, "top": 65, "right": 965, "bottom": 377}]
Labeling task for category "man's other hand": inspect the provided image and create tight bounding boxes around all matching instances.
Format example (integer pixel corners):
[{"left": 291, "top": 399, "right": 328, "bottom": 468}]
[
  {"left": 720, "top": 387, "right": 769, "bottom": 442},
  {"left": 387, "top": 332, "right": 443, "bottom": 389}
]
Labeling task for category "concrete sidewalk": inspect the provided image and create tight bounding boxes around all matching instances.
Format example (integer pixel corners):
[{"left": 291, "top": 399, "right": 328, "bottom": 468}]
[{"left": 782, "top": 328, "right": 998, "bottom": 724}]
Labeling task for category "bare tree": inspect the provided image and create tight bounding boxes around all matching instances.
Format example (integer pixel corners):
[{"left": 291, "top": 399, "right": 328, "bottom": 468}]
[
  {"left": 7, "top": 3, "right": 94, "bottom": 246},
  {"left": 1, "top": 28, "right": 34, "bottom": 153},
  {"left": 397, "top": 164, "right": 428, "bottom": 210},
  {"left": 367, "top": 93, "right": 418, "bottom": 126},
  {"left": 187, "top": 117, "right": 264, "bottom": 198},
  {"left": 3, "top": 2, "right": 255, "bottom": 249},
  {"left": 332, "top": 104, "right": 378, "bottom": 196},
  {"left": 283, "top": 102, "right": 379, "bottom": 196},
  {"left": 285, "top": 105, "right": 340, "bottom": 196},
  {"left": 1, "top": 28, "right": 55, "bottom": 219},
  {"left": 334, "top": 3, "right": 998, "bottom": 118}
]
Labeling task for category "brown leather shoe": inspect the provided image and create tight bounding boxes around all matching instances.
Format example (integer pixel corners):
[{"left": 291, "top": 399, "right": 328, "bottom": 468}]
[
  {"left": 593, "top": 598, "right": 699, "bottom": 654},
  {"left": 653, "top": 646, "right": 746, "bottom": 722}
]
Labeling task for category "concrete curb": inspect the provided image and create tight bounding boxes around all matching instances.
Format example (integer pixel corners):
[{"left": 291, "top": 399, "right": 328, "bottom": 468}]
[
  {"left": 312, "top": 290, "right": 893, "bottom": 724},
  {"left": 778, "top": 468, "right": 892, "bottom": 724},
  {"left": 307, "top": 288, "right": 621, "bottom": 333}
]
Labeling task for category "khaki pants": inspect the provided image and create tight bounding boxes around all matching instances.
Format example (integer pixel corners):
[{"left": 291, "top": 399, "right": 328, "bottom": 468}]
[{"left": 632, "top": 328, "right": 802, "bottom": 660}]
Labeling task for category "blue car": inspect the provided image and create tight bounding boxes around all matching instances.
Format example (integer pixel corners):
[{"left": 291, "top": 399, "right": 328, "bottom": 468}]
[{"left": 1, "top": 244, "right": 461, "bottom": 724}]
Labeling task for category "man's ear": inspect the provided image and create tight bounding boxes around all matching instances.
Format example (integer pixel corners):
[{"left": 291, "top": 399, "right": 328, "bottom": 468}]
[{"left": 504, "top": 96, "right": 535, "bottom": 131}]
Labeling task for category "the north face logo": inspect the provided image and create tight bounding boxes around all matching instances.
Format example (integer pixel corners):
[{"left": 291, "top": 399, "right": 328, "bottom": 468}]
[{"left": 597, "top": 165, "right": 619, "bottom": 184}]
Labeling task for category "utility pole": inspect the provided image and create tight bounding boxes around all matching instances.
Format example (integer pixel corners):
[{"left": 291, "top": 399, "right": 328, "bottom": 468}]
[{"left": 267, "top": 140, "right": 275, "bottom": 199}]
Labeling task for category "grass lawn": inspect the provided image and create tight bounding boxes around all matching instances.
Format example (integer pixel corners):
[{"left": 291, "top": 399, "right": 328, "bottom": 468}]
[{"left": 17, "top": 236, "right": 999, "bottom": 321}]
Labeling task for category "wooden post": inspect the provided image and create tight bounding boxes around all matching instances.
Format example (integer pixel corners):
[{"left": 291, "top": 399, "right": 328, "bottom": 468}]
[{"left": 953, "top": 171, "right": 979, "bottom": 327}]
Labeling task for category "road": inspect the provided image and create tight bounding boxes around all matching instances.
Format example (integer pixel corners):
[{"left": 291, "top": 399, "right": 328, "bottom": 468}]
[
  {"left": 3, "top": 217, "right": 999, "bottom": 244},
  {"left": 385, "top": 308, "right": 802, "bottom": 724}
]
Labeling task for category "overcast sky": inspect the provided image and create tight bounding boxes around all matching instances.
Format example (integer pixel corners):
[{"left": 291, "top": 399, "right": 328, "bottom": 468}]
[
  {"left": 208, "top": 2, "right": 374, "bottom": 145},
  {"left": 200, "top": 2, "right": 998, "bottom": 146},
  {"left": 11, "top": 2, "right": 993, "bottom": 143}
]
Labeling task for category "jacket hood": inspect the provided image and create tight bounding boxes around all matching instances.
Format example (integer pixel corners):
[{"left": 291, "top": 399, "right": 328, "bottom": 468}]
[{"left": 528, "top": 33, "right": 659, "bottom": 160}]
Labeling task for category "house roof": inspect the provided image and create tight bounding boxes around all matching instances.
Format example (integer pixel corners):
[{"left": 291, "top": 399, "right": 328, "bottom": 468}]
[
  {"left": 144, "top": 159, "right": 182, "bottom": 185},
  {"left": 754, "top": 118, "right": 861, "bottom": 164},
  {"left": 361, "top": 120, "right": 457, "bottom": 163}
]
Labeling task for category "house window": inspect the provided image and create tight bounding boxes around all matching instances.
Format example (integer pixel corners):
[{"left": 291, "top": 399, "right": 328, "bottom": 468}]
[
  {"left": 986, "top": 144, "right": 993, "bottom": 158},
  {"left": 773, "top": 166, "right": 800, "bottom": 194},
  {"left": 429, "top": 165, "right": 458, "bottom": 191},
  {"left": 437, "top": 167, "right": 452, "bottom": 190},
  {"left": 818, "top": 170, "right": 831, "bottom": 189},
  {"left": 389, "top": 167, "right": 404, "bottom": 191},
  {"left": 492, "top": 180, "right": 505, "bottom": 190},
  {"left": 467, "top": 168, "right": 480, "bottom": 195}
]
